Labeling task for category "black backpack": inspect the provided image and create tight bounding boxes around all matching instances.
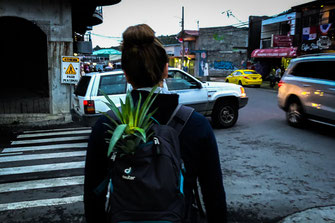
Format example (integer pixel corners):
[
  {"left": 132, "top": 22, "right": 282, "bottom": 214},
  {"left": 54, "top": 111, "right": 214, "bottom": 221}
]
[{"left": 98, "top": 104, "right": 196, "bottom": 223}]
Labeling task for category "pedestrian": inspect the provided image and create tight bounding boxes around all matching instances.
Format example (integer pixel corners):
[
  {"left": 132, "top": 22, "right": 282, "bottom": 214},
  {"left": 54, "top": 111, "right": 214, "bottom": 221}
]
[
  {"left": 275, "top": 66, "right": 282, "bottom": 83},
  {"left": 269, "top": 67, "right": 276, "bottom": 88},
  {"left": 84, "top": 24, "right": 227, "bottom": 223}
]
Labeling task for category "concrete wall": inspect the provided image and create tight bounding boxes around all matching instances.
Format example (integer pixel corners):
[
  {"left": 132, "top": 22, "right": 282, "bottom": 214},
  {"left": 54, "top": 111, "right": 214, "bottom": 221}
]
[
  {"left": 198, "top": 26, "right": 248, "bottom": 76},
  {"left": 0, "top": 0, "right": 73, "bottom": 124}
]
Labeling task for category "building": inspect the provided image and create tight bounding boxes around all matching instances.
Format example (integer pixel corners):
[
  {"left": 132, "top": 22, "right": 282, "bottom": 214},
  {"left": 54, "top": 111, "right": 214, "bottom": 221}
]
[
  {"left": 176, "top": 30, "right": 199, "bottom": 75},
  {"left": 197, "top": 26, "right": 248, "bottom": 77},
  {"left": 250, "top": 0, "right": 335, "bottom": 78},
  {"left": 250, "top": 11, "right": 299, "bottom": 78},
  {"left": 292, "top": 0, "right": 335, "bottom": 54},
  {"left": 0, "top": 0, "right": 121, "bottom": 125}
]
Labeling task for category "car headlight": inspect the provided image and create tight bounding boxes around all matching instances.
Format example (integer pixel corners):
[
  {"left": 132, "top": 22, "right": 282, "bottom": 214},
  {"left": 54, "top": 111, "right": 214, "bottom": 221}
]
[{"left": 240, "top": 87, "right": 246, "bottom": 97}]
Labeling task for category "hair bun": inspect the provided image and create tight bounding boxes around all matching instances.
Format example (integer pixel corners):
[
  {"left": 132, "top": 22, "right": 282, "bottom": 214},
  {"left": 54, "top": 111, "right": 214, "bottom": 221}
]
[{"left": 122, "top": 24, "right": 155, "bottom": 48}]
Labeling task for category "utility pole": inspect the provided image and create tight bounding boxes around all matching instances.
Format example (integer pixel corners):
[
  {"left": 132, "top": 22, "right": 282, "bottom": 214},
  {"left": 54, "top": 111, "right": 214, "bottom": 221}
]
[{"left": 181, "top": 6, "right": 184, "bottom": 70}]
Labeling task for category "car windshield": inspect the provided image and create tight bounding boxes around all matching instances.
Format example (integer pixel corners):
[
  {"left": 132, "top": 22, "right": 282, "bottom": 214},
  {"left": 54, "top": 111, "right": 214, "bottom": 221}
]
[
  {"left": 244, "top": 71, "right": 258, "bottom": 74},
  {"left": 74, "top": 76, "right": 91, "bottom": 96}
]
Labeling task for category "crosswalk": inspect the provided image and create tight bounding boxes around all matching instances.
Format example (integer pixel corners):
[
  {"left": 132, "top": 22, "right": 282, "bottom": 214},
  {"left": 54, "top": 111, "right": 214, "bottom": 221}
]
[{"left": 0, "top": 127, "right": 91, "bottom": 214}]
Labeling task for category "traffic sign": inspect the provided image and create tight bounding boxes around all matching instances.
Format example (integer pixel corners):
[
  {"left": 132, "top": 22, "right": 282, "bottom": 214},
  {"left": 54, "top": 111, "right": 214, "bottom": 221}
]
[
  {"left": 61, "top": 56, "right": 80, "bottom": 84},
  {"left": 62, "top": 57, "right": 80, "bottom": 63},
  {"left": 65, "top": 64, "right": 76, "bottom": 75}
]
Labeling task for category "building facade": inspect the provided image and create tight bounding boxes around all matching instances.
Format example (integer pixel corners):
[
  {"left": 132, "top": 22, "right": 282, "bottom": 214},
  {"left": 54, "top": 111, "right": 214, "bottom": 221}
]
[
  {"left": 197, "top": 26, "right": 248, "bottom": 77},
  {"left": 0, "top": 0, "right": 120, "bottom": 125},
  {"left": 250, "top": 0, "right": 335, "bottom": 78},
  {"left": 293, "top": 0, "right": 335, "bottom": 54}
]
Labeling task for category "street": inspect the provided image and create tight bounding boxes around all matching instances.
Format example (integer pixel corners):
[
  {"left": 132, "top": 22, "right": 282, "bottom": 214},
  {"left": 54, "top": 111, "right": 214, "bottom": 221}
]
[
  {"left": 217, "top": 87, "right": 335, "bottom": 222},
  {"left": 1, "top": 87, "right": 335, "bottom": 222}
]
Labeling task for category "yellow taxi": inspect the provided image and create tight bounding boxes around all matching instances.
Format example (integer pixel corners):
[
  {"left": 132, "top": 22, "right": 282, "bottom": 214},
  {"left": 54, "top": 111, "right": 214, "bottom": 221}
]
[{"left": 225, "top": 69, "right": 262, "bottom": 87}]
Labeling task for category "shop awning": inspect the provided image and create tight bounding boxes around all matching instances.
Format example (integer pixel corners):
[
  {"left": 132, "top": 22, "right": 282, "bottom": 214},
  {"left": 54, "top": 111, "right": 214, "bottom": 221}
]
[{"left": 251, "top": 47, "right": 297, "bottom": 58}]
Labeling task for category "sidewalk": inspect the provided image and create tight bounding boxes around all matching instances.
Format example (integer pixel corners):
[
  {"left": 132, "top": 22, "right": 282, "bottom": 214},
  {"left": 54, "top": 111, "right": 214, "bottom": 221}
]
[{"left": 278, "top": 206, "right": 335, "bottom": 223}]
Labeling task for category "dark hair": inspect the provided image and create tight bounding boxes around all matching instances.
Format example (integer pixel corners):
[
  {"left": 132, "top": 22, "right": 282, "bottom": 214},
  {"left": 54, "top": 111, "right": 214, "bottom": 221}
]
[{"left": 121, "top": 24, "right": 168, "bottom": 88}]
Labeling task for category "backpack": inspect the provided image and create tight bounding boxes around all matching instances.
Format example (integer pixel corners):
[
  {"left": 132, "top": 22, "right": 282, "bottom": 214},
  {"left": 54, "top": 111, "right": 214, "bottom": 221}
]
[{"left": 98, "top": 104, "right": 195, "bottom": 223}]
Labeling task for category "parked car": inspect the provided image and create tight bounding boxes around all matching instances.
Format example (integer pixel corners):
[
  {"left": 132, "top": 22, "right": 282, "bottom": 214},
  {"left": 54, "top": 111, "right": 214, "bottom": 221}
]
[
  {"left": 225, "top": 69, "right": 262, "bottom": 87},
  {"left": 278, "top": 53, "right": 335, "bottom": 127},
  {"left": 72, "top": 68, "right": 248, "bottom": 128}
]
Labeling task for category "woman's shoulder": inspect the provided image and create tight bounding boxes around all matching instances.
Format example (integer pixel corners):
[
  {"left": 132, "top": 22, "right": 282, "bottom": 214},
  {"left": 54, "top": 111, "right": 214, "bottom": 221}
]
[{"left": 183, "top": 110, "right": 213, "bottom": 134}]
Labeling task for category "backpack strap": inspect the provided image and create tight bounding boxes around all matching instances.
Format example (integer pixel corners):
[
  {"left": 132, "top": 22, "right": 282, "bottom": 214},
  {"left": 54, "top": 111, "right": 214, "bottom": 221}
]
[{"left": 167, "top": 104, "right": 194, "bottom": 136}]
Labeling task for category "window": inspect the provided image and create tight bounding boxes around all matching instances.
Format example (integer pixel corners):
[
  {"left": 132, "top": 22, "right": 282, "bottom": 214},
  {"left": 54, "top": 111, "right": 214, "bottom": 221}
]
[
  {"left": 244, "top": 71, "right": 258, "bottom": 74},
  {"left": 166, "top": 71, "right": 199, "bottom": 90},
  {"left": 74, "top": 76, "right": 91, "bottom": 96},
  {"left": 98, "top": 74, "right": 127, "bottom": 95},
  {"left": 290, "top": 61, "right": 334, "bottom": 81}
]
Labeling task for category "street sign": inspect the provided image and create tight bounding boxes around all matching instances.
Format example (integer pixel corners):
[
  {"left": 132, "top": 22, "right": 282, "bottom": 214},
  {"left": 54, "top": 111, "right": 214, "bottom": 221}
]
[{"left": 61, "top": 56, "right": 80, "bottom": 84}]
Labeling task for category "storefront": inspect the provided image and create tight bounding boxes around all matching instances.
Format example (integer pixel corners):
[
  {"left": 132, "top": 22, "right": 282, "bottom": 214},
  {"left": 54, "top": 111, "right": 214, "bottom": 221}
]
[
  {"left": 251, "top": 47, "right": 298, "bottom": 78},
  {"left": 168, "top": 55, "right": 195, "bottom": 75}
]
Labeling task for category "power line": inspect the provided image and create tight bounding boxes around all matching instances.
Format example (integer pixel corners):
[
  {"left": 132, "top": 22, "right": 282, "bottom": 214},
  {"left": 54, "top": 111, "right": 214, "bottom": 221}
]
[{"left": 90, "top": 32, "right": 122, "bottom": 40}]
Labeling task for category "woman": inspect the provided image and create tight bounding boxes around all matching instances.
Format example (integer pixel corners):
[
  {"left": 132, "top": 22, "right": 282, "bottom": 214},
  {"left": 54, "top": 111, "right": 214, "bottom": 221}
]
[{"left": 84, "top": 24, "right": 227, "bottom": 223}]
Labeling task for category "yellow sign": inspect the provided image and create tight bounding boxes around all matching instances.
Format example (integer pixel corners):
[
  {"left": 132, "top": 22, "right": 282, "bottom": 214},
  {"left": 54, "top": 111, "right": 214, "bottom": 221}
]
[
  {"left": 65, "top": 64, "right": 76, "bottom": 75},
  {"left": 62, "top": 57, "right": 79, "bottom": 63}
]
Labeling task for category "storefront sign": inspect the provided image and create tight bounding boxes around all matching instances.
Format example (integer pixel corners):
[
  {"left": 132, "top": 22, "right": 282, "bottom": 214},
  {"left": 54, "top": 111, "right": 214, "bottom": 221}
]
[
  {"left": 251, "top": 47, "right": 297, "bottom": 58},
  {"left": 61, "top": 56, "right": 80, "bottom": 84},
  {"left": 317, "top": 36, "right": 332, "bottom": 49},
  {"left": 272, "top": 35, "right": 293, "bottom": 47}
]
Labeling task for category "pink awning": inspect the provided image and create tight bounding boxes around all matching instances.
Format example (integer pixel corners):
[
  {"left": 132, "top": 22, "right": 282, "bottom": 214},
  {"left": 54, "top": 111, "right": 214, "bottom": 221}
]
[{"left": 251, "top": 47, "right": 297, "bottom": 58}]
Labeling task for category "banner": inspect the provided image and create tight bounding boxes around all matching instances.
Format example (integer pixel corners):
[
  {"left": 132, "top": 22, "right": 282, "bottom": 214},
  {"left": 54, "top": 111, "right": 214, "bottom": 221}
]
[
  {"left": 303, "top": 26, "right": 317, "bottom": 41},
  {"left": 320, "top": 23, "right": 332, "bottom": 35}
]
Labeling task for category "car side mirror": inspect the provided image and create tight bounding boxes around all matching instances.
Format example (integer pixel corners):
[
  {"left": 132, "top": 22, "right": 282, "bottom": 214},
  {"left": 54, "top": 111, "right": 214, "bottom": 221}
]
[{"left": 190, "top": 82, "right": 202, "bottom": 89}]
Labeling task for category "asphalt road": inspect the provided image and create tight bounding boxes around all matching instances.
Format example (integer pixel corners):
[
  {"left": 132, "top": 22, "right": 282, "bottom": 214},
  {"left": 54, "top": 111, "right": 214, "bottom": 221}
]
[
  {"left": 1, "top": 86, "right": 335, "bottom": 223},
  {"left": 216, "top": 87, "right": 335, "bottom": 222}
]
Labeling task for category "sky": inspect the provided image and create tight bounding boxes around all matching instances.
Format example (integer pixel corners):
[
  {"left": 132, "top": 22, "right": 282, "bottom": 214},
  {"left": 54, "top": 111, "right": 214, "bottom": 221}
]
[{"left": 91, "top": 0, "right": 314, "bottom": 48}]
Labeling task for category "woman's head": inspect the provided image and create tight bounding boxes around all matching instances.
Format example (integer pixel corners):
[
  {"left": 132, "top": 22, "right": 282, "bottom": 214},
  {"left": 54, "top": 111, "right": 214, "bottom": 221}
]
[{"left": 121, "top": 24, "right": 168, "bottom": 88}]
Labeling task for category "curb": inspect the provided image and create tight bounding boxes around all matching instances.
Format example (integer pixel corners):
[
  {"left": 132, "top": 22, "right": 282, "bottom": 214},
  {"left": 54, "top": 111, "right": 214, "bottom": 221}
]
[{"left": 278, "top": 206, "right": 335, "bottom": 223}]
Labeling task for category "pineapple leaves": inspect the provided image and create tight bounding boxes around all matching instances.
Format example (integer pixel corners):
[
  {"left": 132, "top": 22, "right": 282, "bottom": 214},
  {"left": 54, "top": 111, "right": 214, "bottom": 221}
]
[
  {"left": 100, "top": 86, "right": 160, "bottom": 157},
  {"left": 107, "top": 124, "right": 127, "bottom": 157}
]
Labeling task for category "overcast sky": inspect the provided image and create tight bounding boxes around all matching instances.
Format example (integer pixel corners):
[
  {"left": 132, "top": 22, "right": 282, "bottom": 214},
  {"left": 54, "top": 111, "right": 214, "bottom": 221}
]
[{"left": 91, "top": 0, "right": 314, "bottom": 48}]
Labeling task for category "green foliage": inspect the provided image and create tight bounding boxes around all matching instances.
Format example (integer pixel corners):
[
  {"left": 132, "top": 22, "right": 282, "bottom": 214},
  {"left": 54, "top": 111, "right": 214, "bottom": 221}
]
[
  {"left": 100, "top": 87, "right": 159, "bottom": 157},
  {"left": 157, "top": 35, "right": 179, "bottom": 45}
]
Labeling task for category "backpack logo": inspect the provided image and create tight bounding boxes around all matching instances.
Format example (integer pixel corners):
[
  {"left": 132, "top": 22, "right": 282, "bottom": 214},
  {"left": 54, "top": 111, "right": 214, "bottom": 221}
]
[{"left": 122, "top": 167, "right": 135, "bottom": 180}]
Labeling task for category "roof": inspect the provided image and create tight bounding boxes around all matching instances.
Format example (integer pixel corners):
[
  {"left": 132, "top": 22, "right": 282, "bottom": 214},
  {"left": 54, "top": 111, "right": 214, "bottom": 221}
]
[
  {"left": 92, "top": 49, "right": 121, "bottom": 55},
  {"left": 184, "top": 30, "right": 199, "bottom": 36},
  {"left": 177, "top": 30, "right": 199, "bottom": 39}
]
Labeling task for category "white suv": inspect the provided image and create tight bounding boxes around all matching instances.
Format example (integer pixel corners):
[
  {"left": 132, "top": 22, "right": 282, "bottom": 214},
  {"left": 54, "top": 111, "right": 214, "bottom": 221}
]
[{"left": 72, "top": 68, "right": 248, "bottom": 128}]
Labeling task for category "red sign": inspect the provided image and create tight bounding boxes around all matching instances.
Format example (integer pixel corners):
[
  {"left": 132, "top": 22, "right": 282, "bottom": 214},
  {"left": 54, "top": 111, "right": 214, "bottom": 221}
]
[
  {"left": 272, "top": 35, "right": 293, "bottom": 47},
  {"left": 251, "top": 47, "right": 297, "bottom": 58}
]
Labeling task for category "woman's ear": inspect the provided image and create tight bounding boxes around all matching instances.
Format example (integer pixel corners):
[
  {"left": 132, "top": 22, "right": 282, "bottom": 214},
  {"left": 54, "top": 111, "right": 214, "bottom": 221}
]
[
  {"left": 124, "top": 70, "right": 134, "bottom": 86},
  {"left": 163, "top": 63, "right": 168, "bottom": 79}
]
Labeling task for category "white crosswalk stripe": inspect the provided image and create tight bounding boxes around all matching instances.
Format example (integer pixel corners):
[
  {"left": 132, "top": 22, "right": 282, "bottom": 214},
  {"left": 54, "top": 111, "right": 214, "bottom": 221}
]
[
  {"left": 0, "top": 196, "right": 83, "bottom": 211},
  {"left": 0, "top": 126, "right": 92, "bottom": 212},
  {"left": 17, "top": 129, "right": 92, "bottom": 139},
  {"left": 0, "top": 151, "right": 86, "bottom": 163},
  {"left": 2, "top": 143, "right": 88, "bottom": 153},
  {"left": 12, "top": 136, "right": 89, "bottom": 145}
]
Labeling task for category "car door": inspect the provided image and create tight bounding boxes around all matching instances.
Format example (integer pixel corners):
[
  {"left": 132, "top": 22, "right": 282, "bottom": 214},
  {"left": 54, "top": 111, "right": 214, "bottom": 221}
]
[
  {"left": 309, "top": 61, "right": 335, "bottom": 121},
  {"left": 234, "top": 71, "right": 242, "bottom": 84},
  {"left": 166, "top": 70, "right": 208, "bottom": 113},
  {"left": 230, "top": 71, "right": 237, "bottom": 83}
]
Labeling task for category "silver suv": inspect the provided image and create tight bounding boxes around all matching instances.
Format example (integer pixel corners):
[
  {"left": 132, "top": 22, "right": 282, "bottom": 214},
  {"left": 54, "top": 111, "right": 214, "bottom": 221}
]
[{"left": 278, "top": 53, "right": 335, "bottom": 127}]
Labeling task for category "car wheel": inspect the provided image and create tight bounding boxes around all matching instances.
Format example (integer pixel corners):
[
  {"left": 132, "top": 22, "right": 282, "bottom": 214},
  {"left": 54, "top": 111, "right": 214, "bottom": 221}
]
[
  {"left": 211, "top": 101, "right": 238, "bottom": 128},
  {"left": 286, "top": 100, "right": 305, "bottom": 127},
  {"left": 238, "top": 80, "right": 243, "bottom": 86},
  {"left": 225, "top": 79, "right": 229, "bottom": 82}
]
